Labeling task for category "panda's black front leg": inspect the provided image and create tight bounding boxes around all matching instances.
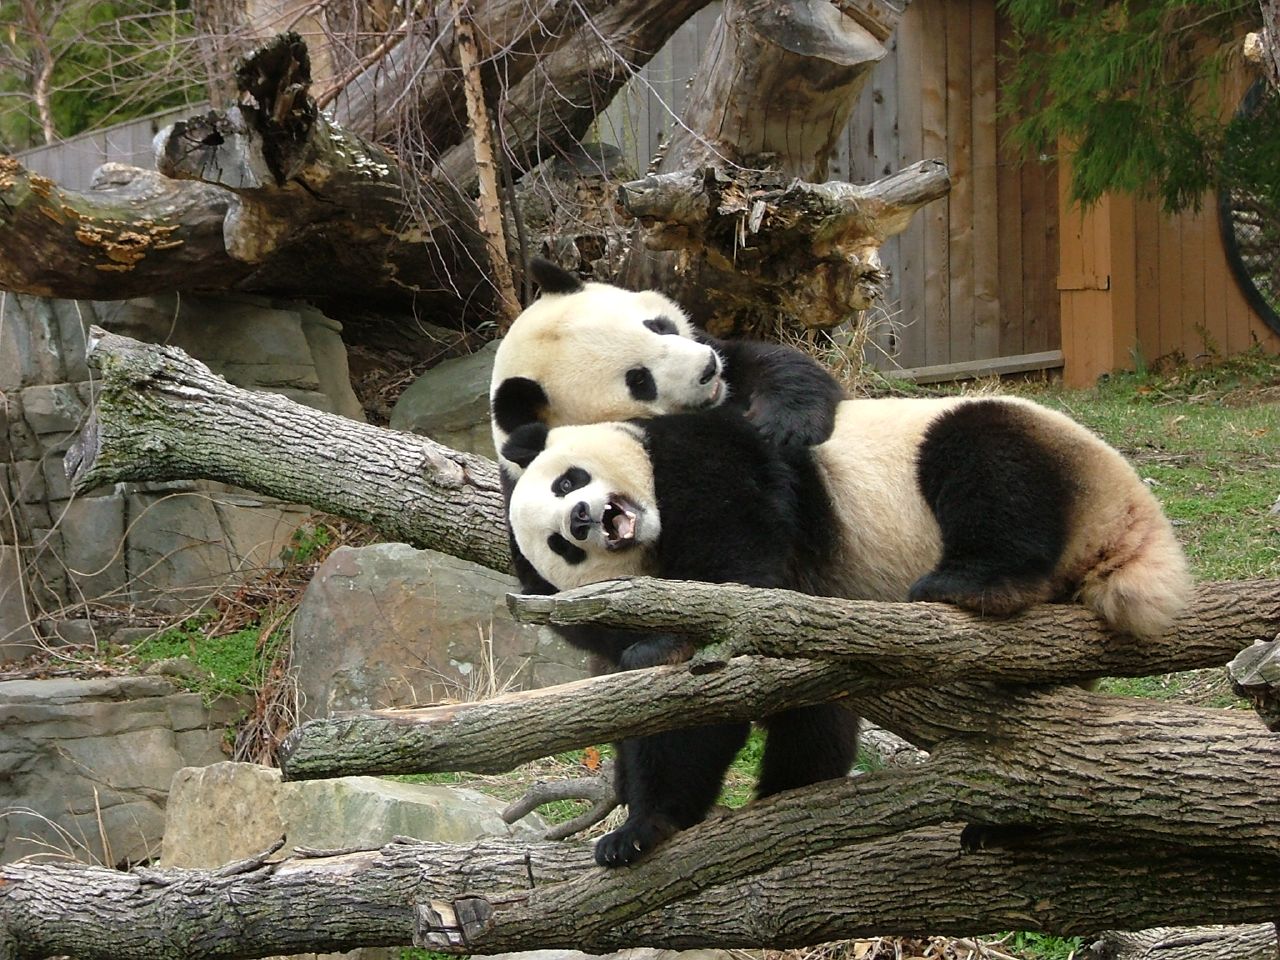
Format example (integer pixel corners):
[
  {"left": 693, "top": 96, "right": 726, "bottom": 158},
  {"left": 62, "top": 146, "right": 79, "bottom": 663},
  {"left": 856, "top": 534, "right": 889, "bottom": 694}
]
[{"left": 594, "top": 634, "right": 750, "bottom": 868}]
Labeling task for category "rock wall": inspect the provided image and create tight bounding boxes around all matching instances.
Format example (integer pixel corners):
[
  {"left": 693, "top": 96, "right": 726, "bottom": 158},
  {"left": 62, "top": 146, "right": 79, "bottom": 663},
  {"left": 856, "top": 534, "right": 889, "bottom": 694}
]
[
  {"left": 0, "top": 292, "right": 364, "bottom": 661},
  {"left": 0, "top": 676, "right": 243, "bottom": 865}
]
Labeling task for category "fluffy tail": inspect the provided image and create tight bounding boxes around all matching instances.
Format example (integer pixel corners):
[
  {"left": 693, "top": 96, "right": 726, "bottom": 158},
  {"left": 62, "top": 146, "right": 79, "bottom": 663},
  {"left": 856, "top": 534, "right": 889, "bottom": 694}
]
[{"left": 1078, "top": 522, "right": 1192, "bottom": 639}]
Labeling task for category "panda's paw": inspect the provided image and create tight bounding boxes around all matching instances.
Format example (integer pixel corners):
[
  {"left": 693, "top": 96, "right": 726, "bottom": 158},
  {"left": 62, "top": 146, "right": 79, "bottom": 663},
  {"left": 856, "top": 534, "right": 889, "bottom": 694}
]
[
  {"left": 594, "top": 815, "right": 677, "bottom": 867},
  {"left": 751, "top": 405, "right": 836, "bottom": 448}
]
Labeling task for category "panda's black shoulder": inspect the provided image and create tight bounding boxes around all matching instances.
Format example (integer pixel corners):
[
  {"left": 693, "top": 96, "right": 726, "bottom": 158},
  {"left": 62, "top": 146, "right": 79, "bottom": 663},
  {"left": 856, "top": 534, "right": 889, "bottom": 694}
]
[
  {"left": 700, "top": 336, "right": 844, "bottom": 447},
  {"left": 633, "top": 410, "right": 828, "bottom": 588}
]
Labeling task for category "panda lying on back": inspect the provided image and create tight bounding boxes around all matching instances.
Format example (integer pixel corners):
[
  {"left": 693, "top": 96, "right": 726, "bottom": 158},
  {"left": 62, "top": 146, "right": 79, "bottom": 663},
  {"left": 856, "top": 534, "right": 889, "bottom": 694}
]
[
  {"left": 504, "top": 398, "right": 1192, "bottom": 857},
  {"left": 490, "top": 260, "right": 858, "bottom": 867}
]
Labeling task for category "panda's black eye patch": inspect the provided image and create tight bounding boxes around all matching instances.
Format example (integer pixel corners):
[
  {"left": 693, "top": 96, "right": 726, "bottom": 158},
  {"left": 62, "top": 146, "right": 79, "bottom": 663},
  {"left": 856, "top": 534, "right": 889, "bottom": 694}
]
[
  {"left": 552, "top": 467, "right": 591, "bottom": 497},
  {"left": 626, "top": 366, "right": 658, "bottom": 402},
  {"left": 644, "top": 316, "right": 679, "bottom": 336},
  {"left": 547, "top": 533, "right": 587, "bottom": 565}
]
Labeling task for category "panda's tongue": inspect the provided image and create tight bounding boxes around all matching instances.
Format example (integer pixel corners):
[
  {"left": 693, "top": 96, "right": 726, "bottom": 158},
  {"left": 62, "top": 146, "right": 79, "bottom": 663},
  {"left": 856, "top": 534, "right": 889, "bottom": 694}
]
[{"left": 605, "top": 500, "right": 636, "bottom": 541}]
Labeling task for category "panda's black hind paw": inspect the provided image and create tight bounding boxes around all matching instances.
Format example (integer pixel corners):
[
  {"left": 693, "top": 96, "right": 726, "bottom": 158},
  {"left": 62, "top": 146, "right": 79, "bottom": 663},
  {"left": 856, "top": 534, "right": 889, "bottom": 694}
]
[{"left": 594, "top": 814, "right": 678, "bottom": 867}]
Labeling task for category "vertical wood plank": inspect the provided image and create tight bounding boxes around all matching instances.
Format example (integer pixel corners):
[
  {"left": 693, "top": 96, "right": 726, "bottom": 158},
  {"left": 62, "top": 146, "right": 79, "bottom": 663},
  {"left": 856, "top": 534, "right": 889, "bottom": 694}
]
[
  {"left": 1200, "top": 202, "right": 1230, "bottom": 360},
  {"left": 945, "top": 0, "right": 974, "bottom": 363},
  {"left": 970, "top": 0, "right": 1000, "bottom": 361},
  {"left": 893, "top": 2, "right": 927, "bottom": 369},
  {"left": 1179, "top": 205, "right": 1208, "bottom": 361},
  {"left": 919, "top": 0, "right": 951, "bottom": 365},
  {"left": 994, "top": 9, "right": 1023, "bottom": 358},
  {"left": 1156, "top": 207, "right": 1183, "bottom": 360},
  {"left": 1133, "top": 198, "right": 1161, "bottom": 367},
  {"left": 1109, "top": 192, "right": 1138, "bottom": 371},
  {"left": 1019, "top": 147, "right": 1048, "bottom": 353}
]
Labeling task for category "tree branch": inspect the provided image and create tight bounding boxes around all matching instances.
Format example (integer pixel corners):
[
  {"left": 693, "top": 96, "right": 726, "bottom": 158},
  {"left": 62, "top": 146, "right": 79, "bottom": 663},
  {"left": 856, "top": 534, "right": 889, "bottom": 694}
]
[
  {"left": 3, "top": 829, "right": 1278, "bottom": 960},
  {"left": 511, "top": 577, "right": 1280, "bottom": 682},
  {"left": 66, "top": 328, "right": 510, "bottom": 573}
]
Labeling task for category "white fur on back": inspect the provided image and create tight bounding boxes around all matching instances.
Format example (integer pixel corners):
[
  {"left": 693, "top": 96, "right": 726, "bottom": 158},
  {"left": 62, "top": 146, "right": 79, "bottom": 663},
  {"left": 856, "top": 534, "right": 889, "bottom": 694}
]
[{"left": 812, "top": 395, "right": 1191, "bottom": 637}]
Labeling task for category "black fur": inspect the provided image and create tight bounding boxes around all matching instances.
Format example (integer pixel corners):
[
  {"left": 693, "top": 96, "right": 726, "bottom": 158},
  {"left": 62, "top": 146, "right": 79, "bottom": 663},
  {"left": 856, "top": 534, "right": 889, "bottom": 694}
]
[
  {"left": 909, "top": 400, "right": 1073, "bottom": 615},
  {"left": 492, "top": 378, "right": 549, "bottom": 438},
  {"left": 626, "top": 366, "right": 658, "bottom": 402},
  {"left": 493, "top": 270, "right": 853, "bottom": 867},
  {"left": 585, "top": 411, "right": 858, "bottom": 866},
  {"left": 709, "top": 338, "right": 846, "bottom": 446},
  {"left": 529, "top": 257, "right": 585, "bottom": 294}
]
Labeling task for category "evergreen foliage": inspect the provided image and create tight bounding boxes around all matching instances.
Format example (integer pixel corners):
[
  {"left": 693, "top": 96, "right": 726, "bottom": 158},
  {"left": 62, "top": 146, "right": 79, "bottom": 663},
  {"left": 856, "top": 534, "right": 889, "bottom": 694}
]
[{"left": 999, "top": 0, "right": 1277, "bottom": 212}]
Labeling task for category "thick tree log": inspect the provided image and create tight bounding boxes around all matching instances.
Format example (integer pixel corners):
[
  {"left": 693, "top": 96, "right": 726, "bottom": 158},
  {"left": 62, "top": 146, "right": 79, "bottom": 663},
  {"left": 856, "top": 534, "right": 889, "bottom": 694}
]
[
  {"left": 66, "top": 328, "right": 510, "bottom": 573},
  {"left": 4, "top": 829, "right": 1278, "bottom": 960},
  {"left": 511, "top": 577, "right": 1280, "bottom": 682},
  {"left": 0, "top": 36, "right": 488, "bottom": 318},
  {"left": 411, "top": 686, "right": 1280, "bottom": 953},
  {"left": 0, "top": 159, "right": 236, "bottom": 300},
  {"left": 280, "top": 654, "right": 854, "bottom": 778},
  {"left": 281, "top": 578, "right": 1279, "bottom": 778},
  {"left": 1229, "top": 637, "right": 1280, "bottom": 729},
  {"left": 618, "top": 160, "right": 950, "bottom": 327},
  {"left": 1093, "top": 924, "right": 1279, "bottom": 960},
  {"left": 664, "top": 0, "right": 895, "bottom": 181}
]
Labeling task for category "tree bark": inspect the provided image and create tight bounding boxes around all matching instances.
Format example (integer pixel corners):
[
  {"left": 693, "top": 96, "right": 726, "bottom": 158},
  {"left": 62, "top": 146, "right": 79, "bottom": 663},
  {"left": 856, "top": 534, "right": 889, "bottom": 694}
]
[
  {"left": 3, "top": 830, "right": 1277, "bottom": 960},
  {"left": 1093, "top": 924, "right": 1279, "bottom": 960},
  {"left": 623, "top": 0, "right": 938, "bottom": 336},
  {"left": 66, "top": 328, "right": 510, "bottom": 573},
  {"left": 279, "top": 578, "right": 1279, "bottom": 778},
  {"left": 618, "top": 159, "right": 950, "bottom": 330},
  {"left": 1230, "top": 638, "right": 1280, "bottom": 730}
]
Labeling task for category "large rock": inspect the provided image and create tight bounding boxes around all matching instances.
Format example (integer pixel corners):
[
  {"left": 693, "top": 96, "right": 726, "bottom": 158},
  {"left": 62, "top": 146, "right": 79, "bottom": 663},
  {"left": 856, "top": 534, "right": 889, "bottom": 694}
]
[
  {"left": 293, "top": 543, "right": 588, "bottom": 716},
  {"left": 0, "top": 676, "right": 243, "bottom": 865},
  {"left": 390, "top": 340, "right": 497, "bottom": 459},
  {"left": 161, "top": 761, "right": 544, "bottom": 867}
]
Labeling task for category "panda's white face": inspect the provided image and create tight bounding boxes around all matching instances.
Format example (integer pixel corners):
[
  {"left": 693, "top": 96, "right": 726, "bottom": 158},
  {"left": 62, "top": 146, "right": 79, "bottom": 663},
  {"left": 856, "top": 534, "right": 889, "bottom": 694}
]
[
  {"left": 491, "top": 280, "right": 726, "bottom": 473},
  {"left": 508, "top": 422, "right": 661, "bottom": 590}
]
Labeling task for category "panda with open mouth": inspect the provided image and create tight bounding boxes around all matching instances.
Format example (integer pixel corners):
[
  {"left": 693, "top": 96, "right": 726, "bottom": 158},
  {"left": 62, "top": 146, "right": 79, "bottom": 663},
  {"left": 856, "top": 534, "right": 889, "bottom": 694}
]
[{"left": 489, "top": 261, "right": 859, "bottom": 867}]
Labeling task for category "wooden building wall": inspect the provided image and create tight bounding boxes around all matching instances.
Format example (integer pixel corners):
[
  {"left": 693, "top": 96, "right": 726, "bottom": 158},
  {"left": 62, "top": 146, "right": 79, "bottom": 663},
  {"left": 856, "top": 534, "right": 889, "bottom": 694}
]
[{"left": 833, "top": 0, "right": 1062, "bottom": 376}]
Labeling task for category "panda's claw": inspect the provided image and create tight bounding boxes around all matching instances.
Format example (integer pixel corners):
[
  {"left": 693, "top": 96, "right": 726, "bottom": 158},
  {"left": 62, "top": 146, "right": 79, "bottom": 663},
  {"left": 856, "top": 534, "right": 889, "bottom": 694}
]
[{"left": 593, "top": 815, "right": 677, "bottom": 868}]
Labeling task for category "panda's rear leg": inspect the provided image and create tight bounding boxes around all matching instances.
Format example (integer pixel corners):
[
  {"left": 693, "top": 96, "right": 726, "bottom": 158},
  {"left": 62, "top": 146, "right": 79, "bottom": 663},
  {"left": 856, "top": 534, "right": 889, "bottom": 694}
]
[
  {"left": 756, "top": 702, "right": 860, "bottom": 799},
  {"left": 909, "top": 568, "right": 1055, "bottom": 617},
  {"left": 911, "top": 399, "right": 1072, "bottom": 618},
  {"left": 594, "top": 634, "right": 749, "bottom": 868},
  {"left": 598, "top": 721, "right": 749, "bottom": 867}
]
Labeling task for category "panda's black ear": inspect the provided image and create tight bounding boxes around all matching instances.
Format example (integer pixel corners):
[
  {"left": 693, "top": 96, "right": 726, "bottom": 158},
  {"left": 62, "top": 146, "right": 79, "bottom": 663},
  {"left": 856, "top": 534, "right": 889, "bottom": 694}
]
[
  {"left": 502, "top": 422, "right": 550, "bottom": 469},
  {"left": 492, "top": 376, "right": 549, "bottom": 436},
  {"left": 529, "top": 258, "right": 584, "bottom": 295}
]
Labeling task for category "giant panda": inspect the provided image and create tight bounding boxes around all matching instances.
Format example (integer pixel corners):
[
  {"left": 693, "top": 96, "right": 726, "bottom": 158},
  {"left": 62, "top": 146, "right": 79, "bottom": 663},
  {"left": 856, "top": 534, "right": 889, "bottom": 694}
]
[
  {"left": 490, "top": 260, "right": 858, "bottom": 867},
  {"left": 490, "top": 259, "right": 845, "bottom": 477},
  {"left": 503, "top": 396, "right": 1193, "bottom": 860}
]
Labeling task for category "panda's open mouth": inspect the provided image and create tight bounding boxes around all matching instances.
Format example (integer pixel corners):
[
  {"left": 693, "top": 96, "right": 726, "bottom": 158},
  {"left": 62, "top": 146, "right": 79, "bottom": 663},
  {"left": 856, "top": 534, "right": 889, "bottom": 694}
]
[{"left": 602, "top": 496, "right": 640, "bottom": 550}]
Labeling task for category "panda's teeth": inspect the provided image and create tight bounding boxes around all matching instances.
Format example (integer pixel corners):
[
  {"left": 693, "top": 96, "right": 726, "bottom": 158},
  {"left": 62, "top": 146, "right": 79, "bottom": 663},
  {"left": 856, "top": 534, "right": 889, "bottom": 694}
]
[{"left": 603, "top": 500, "right": 637, "bottom": 542}]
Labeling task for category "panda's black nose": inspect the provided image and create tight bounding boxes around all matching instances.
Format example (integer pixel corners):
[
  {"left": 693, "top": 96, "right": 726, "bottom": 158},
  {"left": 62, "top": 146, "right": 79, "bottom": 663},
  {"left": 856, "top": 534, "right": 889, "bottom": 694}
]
[
  {"left": 569, "top": 501, "right": 593, "bottom": 541},
  {"left": 699, "top": 354, "right": 719, "bottom": 384}
]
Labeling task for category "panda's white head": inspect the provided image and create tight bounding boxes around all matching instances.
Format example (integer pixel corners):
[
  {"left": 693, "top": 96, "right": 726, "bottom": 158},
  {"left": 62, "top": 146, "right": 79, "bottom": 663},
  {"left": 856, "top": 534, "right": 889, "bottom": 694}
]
[
  {"left": 503, "top": 420, "right": 660, "bottom": 590},
  {"left": 490, "top": 260, "right": 726, "bottom": 475}
]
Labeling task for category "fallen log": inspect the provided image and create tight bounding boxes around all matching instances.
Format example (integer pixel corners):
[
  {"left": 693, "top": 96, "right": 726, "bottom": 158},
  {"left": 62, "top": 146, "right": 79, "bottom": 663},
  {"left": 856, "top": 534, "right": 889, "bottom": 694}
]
[{"left": 3, "top": 829, "right": 1278, "bottom": 960}]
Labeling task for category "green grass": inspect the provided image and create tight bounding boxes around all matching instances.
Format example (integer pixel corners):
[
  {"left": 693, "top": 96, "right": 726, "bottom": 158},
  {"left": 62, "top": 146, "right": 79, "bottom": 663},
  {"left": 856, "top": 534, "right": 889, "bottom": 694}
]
[
  {"left": 1005, "top": 932, "right": 1086, "bottom": 960},
  {"left": 1008, "top": 351, "right": 1280, "bottom": 583},
  {"left": 126, "top": 614, "right": 282, "bottom": 701}
]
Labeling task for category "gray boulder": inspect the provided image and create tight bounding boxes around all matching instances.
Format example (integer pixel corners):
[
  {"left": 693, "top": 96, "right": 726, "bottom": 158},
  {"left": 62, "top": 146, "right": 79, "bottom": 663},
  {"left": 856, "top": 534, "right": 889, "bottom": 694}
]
[
  {"left": 160, "top": 761, "right": 544, "bottom": 868},
  {"left": 293, "top": 543, "right": 588, "bottom": 717},
  {"left": 0, "top": 676, "right": 243, "bottom": 865},
  {"left": 390, "top": 340, "right": 498, "bottom": 459}
]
